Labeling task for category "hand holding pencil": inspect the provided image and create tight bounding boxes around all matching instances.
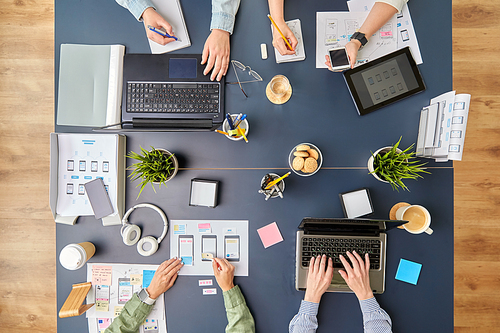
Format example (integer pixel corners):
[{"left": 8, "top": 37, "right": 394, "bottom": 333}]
[{"left": 268, "top": 14, "right": 298, "bottom": 56}]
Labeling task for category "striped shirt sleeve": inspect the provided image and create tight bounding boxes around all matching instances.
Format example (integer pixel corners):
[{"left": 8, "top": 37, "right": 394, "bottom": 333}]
[
  {"left": 289, "top": 300, "right": 320, "bottom": 333},
  {"left": 359, "top": 297, "right": 393, "bottom": 333}
]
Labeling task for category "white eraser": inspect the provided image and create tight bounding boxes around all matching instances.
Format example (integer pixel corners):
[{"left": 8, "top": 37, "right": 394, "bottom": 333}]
[{"left": 261, "top": 43, "right": 268, "bottom": 59}]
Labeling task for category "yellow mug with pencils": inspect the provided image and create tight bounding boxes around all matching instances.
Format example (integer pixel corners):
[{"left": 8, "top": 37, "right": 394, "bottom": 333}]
[{"left": 221, "top": 114, "right": 249, "bottom": 142}]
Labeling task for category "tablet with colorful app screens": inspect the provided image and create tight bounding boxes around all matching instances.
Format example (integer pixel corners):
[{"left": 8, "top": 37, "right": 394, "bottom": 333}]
[{"left": 343, "top": 47, "right": 425, "bottom": 116}]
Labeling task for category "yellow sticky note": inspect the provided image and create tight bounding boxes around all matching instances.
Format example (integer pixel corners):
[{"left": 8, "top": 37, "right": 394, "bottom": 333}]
[
  {"left": 96, "top": 300, "right": 109, "bottom": 312},
  {"left": 130, "top": 274, "right": 143, "bottom": 285},
  {"left": 114, "top": 306, "right": 124, "bottom": 317}
]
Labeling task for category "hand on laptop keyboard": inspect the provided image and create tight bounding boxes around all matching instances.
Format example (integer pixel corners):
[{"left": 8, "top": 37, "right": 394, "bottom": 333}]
[
  {"left": 338, "top": 251, "right": 374, "bottom": 301},
  {"left": 202, "top": 29, "right": 230, "bottom": 81},
  {"left": 304, "top": 255, "right": 334, "bottom": 303}
]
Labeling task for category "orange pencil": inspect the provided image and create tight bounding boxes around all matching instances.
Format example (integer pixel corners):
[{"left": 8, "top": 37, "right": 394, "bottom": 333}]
[{"left": 267, "top": 14, "right": 294, "bottom": 51}]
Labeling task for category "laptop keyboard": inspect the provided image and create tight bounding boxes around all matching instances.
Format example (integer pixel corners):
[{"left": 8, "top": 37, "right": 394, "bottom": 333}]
[
  {"left": 301, "top": 237, "right": 381, "bottom": 270},
  {"left": 126, "top": 82, "right": 220, "bottom": 114}
]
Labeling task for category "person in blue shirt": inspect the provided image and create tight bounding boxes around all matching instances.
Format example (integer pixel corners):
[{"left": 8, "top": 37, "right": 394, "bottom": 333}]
[
  {"left": 268, "top": 0, "right": 407, "bottom": 70},
  {"left": 289, "top": 251, "right": 392, "bottom": 333},
  {"left": 116, "top": 0, "right": 240, "bottom": 81}
]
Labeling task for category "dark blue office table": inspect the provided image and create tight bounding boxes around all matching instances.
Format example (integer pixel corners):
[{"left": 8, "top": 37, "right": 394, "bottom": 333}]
[{"left": 55, "top": 0, "right": 453, "bottom": 332}]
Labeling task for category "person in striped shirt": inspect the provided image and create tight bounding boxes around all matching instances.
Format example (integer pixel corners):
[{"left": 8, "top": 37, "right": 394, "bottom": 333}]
[{"left": 289, "top": 251, "right": 392, "bottom": 333}]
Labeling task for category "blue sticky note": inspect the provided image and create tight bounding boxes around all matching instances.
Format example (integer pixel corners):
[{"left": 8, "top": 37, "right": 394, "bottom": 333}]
[
  {"left": 395, "top": 259, "right": 422, "bottom": 285},
  {"left": 181, "top": 256, "right": 193, "bottom": 265},
  {"left": 142, "top": 270, "right": 156, "bottom": 288}
]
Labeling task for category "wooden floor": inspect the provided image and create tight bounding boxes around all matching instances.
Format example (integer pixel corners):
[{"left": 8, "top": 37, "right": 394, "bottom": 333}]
[{"left": 0, "top": 0, "right": 498, "bottom": 331}]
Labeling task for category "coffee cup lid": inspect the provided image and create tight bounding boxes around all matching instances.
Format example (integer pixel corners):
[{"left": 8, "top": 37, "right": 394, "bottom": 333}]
[{"left": 59, "top": 245, "right": 85, "bottom": 270}]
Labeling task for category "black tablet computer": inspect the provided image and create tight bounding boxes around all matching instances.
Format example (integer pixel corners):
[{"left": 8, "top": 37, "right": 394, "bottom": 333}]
[{"left": 343, "top": 47, "right": 425, "bottom": 116}]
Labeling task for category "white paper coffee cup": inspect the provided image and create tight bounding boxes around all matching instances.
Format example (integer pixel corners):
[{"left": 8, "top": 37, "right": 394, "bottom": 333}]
[{"left": 59, "top": 242, "right": 95, "bottom": 270}]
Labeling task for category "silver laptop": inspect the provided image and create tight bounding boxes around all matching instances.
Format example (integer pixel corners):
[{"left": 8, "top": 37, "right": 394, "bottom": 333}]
[{"left": 295, "top": 217, "right": 405, "bottom": 294}]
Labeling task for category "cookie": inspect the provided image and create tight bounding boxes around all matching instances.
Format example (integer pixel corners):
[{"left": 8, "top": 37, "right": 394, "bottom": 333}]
[
  {"left": 304, "top": 157, "right": 318, "bottom": 173},
  {"left": 292, "top": 156, "right": 305, "bottom": 171},
  {"left": 294, "top": 151, "right": 309, "bottom": 157},
  {"left": 296, "top": 144, "right": 310, "bottom": 151},
  {"left": 307, "top": 149, "right": 319, "bottom": 160},
  {"left": 301, "top": 167, "right": 307, "bottom": 173}
]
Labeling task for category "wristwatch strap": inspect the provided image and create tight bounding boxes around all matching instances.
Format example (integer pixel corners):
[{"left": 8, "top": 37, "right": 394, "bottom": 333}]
[
  {"left": 350, "top": 32, "right": 368, "bottom": 49},
  {"left": 138, "top": 288, "right": 156, "bottom": 305}
]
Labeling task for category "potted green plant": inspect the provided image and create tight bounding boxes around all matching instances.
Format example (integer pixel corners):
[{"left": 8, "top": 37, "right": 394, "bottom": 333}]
[
  {"left": 126, "top": 146, "right": 178, "bottom": 198},
  {"left": 367, "top": 137, "right": 429, "bottom": 191}
]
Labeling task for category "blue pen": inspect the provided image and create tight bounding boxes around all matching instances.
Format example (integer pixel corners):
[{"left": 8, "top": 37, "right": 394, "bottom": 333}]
[
  {"left": 226, "top": 114, "right": 235, "bottom": 130},
  {"left": 234, "top": 114, "right": 247, "bottom": 127},
  {"left": 147, "top": 25, "right": 180, "bottom": 41},
  {"left": 233, "top": 113, "right": 242, "bottom": 126}
]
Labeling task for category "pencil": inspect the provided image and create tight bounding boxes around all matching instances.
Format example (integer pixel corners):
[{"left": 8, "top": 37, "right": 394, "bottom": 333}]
[
  {"left": 237, "top": 126, "right": 248, "bottom": 143},
  {"left": 215, "top": 129, "right": 229, "bottom": 136},
  {"left": 267, "top": 14, "right": 294, "bottom": 51},
  {"left": 265, "top": 172, "right": 291, "bottom": 190}
]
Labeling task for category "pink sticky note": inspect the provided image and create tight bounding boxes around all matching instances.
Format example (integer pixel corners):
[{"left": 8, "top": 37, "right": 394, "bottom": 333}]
[
  {"left": 380, "top": 31, "right": 393, "bottom": 37},
  {"left": 92, "top": 265, "right": 112, "bottom": 285},
  {"left": 257, "top": 222, "right": 284, "bottom": 248}
]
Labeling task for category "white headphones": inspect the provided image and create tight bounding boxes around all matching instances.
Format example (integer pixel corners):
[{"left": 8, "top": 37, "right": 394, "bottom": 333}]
[{"left": 121, "top": 203, "right": 168, "bottom": 256}]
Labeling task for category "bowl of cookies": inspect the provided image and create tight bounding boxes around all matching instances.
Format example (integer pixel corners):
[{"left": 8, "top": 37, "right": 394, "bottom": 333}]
[{"left": 289, "top": 143, "right": 322, "bottom": 176}]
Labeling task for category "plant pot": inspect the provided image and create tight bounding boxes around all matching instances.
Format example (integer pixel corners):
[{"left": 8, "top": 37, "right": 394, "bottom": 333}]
[
  {"left": 152, "top": 148, "right": 178, "bottom": 184},
  {"left": 367, "top": 146, "right": 403, "bottom": 183}
]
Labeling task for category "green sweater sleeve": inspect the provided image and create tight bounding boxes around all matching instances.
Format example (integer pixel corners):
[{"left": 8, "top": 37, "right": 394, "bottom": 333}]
[
  {"left": 104, "top": 293, "right": 154, "bottom": 333},
  {"left": 223, "top": 285, "right": 255, "bottom": 333}
]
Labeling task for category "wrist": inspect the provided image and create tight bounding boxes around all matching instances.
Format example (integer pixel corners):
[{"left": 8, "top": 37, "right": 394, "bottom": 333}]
[
  {"left": 356, "top": 291, "right": 374, "bottom": 301},
  {"left": 145, "top": 287, "right": 160, "bottom": 300},
  {"left": 221, "top": 282, "right": 234, "bottom": 292},
  {"left": 304, "top": 291, "right": 322, "bottom": 303},
  {"left": 141, "top": 7, "right": 155, "bottom": 20},
  {"left": 212, "top": 29, "right": 230, "bottom": 36}
]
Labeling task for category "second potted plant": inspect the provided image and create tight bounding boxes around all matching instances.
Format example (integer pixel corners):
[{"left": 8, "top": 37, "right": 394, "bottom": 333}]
[
  {"left": 367, "top": 137, "right": 429, "bottom": 191},
  {"left": 126, "top": 146, "right": 178, "bottom": 198}
]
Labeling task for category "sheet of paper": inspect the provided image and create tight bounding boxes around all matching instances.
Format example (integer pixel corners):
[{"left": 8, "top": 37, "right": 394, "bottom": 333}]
[
  {"left": 92, "top": 266, "right": 112, "bottom": 285},
  {"left": 203, "top": 288, "right": 217, "bottom": 295},
  {"left": 148, "top": 0, "right": 191, "bottom": 54},
  {"left": 316, "top": 11, "right": 397, "bottom": 68},
  {"left": 257, "top": 222, "right": 284, "bottom": 248},
  {"left": 347, "top": 0, "right": 422, "bottom": 64},
  {"left": 170, "top": 220, "right": 249, "bottom": 276},
  {"left": 395, "top": 258, "right": 422, "bottom": 285},
  {"left": 98, "top": 318, "right": 111, "bottom": 332},
  {"left": 86, "top": 263, "right": 165, "bottom": 324},
  {"left": 273, "top": 19, "right": 306, "bottom": 63},
  {"left": 56, "top": 134, "right": 119, "bottom": 217},
  {"left": 199, "top": 279, "right": 213, "bottom": 286}
]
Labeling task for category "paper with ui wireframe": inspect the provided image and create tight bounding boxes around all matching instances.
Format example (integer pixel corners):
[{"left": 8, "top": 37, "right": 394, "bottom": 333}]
[
  {"left": 395, "top": 258, "right": 422, "bottom": 285},
  {"left": 273, "top": 19, "right": 306, "bottom": 63},
  {"left": 148, "top": 0, "right": 191, "bottom": 54},
  {"left": 347, "top": 0, "right": 422, "bottom": 64},
  {"left": 316, "top": 11, "right": 397, "bottom": 68},
  {"left": 257, "top": 222, "right": 284, "bottom": 248},
  {"left": 92, "top": 265, "right": 112, "bottom": 285}
]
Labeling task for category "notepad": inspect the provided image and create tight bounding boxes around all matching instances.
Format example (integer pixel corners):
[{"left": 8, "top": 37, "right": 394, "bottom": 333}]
[
  {"left": 273, "top": 19, "right": 306, "bottom": 63},
  {"left": 57, "top": 44, "right": 124, "bottom": 128},
  {"left": 148, "top": 0, "right": 191, "bottom": 54}
]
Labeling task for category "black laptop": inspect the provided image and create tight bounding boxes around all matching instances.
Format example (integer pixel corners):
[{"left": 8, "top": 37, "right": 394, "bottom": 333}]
[
  {"left": 295, "top": 217, "right": 405, "bottom": 294},
  {"left": 121, "top": 53, "right": 224, "bottom": 130}
]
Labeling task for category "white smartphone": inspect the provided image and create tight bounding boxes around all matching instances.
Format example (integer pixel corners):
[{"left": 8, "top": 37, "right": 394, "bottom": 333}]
[
  {"left": 202, "top": 235, "right": 217, "bottom": 261},
  {"left": 224, "top": 235, "right": 240, "bottom": 261},
  {"left": 329, "top": 47, "right": 350, "bottom": 71}
]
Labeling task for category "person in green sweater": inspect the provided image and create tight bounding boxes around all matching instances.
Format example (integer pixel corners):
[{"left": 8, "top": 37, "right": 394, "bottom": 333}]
[{"left": 105, "top": 257, "right": 255, "bottom": 333}]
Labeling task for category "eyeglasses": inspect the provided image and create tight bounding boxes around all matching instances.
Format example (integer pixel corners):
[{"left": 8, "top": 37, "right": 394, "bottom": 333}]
[{"left": 228, "top": 60, "right": 263, "bottom": 98}]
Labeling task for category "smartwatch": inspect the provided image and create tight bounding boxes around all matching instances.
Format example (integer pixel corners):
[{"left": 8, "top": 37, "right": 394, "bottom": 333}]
[
  {"left": 137, "top": 288, "right": 156, "bottom": 305},
  {"left": 350, "top": 32, "right": 368, "bottom": 49}
]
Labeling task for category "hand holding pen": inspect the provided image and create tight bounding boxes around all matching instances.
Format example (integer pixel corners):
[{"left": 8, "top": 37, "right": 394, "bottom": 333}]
[{"left": 142, "top": 8, "right": 177, "bottom": 46}]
